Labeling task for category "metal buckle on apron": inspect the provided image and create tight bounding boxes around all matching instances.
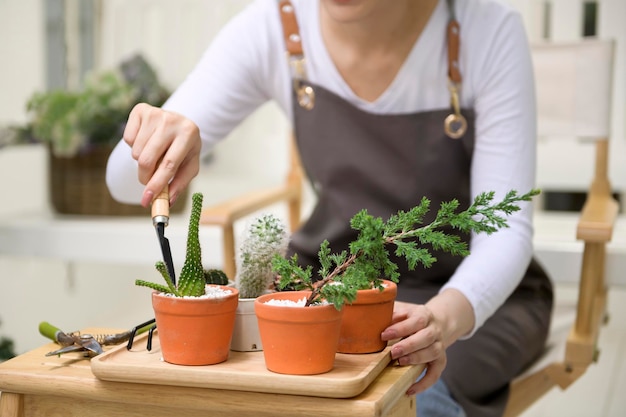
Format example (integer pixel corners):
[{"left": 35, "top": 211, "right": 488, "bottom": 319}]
[
  {"left": 444, "top": 79, "right": 467, "bottom": 139},
  {"left": 289, "top": 55, "right": 315, "bottom": 110},
  {"left": 296, "top": 83, "right": 315, "bottom": 110}
]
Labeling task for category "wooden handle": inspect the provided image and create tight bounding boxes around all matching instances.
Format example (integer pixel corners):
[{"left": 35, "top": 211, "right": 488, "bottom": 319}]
[{"left": 151, "top": 184, "right": 170, "bottom": 225}]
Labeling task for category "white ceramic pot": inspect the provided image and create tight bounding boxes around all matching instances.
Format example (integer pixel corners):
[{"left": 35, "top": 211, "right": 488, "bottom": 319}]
[{"left": 230, "top": 298, "right": 262, "bottom": 352}]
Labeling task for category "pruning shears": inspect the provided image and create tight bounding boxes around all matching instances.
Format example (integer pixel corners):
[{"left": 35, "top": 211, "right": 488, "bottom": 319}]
[
  {"left": 39, "top": 321, "right": 154, "bottom": 357},
  {"left": 40, "top": 322, "right": 103, "bottom": 357}
]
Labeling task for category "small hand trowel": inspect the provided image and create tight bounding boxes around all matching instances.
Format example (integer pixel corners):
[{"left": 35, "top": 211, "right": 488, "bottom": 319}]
[{"left": 152, "top": 185, "right": 176, "bottom": 284}]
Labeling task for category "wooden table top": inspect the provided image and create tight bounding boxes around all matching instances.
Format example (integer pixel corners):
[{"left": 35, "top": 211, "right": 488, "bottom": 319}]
[{"left": 0, "top": 328, "right": 423, "bottom": 417}]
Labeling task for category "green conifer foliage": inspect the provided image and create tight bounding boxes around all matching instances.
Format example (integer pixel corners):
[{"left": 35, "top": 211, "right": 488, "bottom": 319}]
[{"left": 273, "top": 189, "right": 540, "bottom": 309}]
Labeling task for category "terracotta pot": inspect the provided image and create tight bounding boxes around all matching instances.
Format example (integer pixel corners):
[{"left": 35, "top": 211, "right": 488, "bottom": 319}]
[
  {"left": 230, "top": 297, "right": 263, "bottom": 352},
  {"left": 337, "top": 280, "right": 398, "bottom": 354},
  {"left": 152, "top": 285, "right": 239, "bottom": 365},
  {"left": 255, "top": 291, "right": 343, "bottom": 375}
]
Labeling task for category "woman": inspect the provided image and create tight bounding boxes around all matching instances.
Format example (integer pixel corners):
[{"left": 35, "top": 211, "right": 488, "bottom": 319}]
[{"left": 106, "top": 0, "right": 553, "bottom": 415}]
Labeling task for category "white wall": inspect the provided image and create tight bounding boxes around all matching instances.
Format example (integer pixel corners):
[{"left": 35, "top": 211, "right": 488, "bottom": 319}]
[
  {"left": 0, "top": 0, "right": 45, "bottom": 126},
  {"left": 508, "top": 0, "right": 626, "bottom": 193}
]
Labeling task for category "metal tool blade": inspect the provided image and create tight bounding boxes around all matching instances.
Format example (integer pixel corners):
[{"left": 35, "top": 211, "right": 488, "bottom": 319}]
[
  {"left": 45, "top": 344, "right": 86, "bottom": 356},
  {"left": 76, "top": 334, "right": 104, "bottom": 355},
  {"left": 44, "top": 335, "right": 103, "bottom": 356},
  {"left": 155, "top": 222, "right": 176, "bottom": 284},
  {"left": 152, "top": 185, "right": 176, "bottom": 285}
]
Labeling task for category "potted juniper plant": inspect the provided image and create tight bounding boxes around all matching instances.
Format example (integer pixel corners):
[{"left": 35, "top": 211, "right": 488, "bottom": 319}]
[
  {"left": 256, "top": 189, "right": 539, "bottom": 374},
  {"left": 135, "top": 192, "right": 239, "bottom": 366},
  {"left": 231, "top": 213, "right": 289, "bottom": 352}
]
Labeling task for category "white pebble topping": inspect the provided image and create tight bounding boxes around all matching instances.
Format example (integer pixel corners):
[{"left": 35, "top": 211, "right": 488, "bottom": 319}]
[
  {"left": 161, "top": 285, "right": 232, "bottom": 299},
  {"left": 264, "top": 296, "right": 308, "bottom": 307}
]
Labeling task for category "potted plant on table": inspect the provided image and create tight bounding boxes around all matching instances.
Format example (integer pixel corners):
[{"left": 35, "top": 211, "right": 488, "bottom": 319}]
[
  {"left": 257, "top": 189, "right": 540, "bottom": 374},
  {"left": 0, "top": 55, "right": 185, "bottom": 216},
  {"left": 135, "top": 193, "right": 239, "bottom": 366},
  {"left": 231, "top": 213, "right": 289, "bottom": 352}
]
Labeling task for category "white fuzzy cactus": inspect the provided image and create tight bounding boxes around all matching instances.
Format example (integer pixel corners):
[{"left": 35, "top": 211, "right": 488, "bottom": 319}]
[{"left": 236, "top": 213, "right": 289, "bottom": 299}]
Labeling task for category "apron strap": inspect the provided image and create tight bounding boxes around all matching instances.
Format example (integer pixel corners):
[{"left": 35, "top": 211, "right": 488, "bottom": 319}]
[
  {"left": 446, "top": 0, "right": 462, "bottom": 85},
  {"left": 278, "top": 0, "right": 315, "bottom": 109},
  {"left": 279, "top": 0, "right": 303, "bottom": 56},
  {"left": 444, "top": 0, "right": 468, "bottom": 138}
]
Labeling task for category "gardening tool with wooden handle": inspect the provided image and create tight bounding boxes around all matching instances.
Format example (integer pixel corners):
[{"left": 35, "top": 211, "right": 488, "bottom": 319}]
[
  {"left": 39, "top": 321, "right": 156, "bottom": 356},
  {"left": 152, "top": 184, "right": 176, "bottom": 285}
]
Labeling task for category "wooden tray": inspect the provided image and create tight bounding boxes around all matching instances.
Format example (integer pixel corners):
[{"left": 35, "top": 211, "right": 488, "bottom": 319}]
[{"left": 91, "top": 331, "right": 393, "bottom": 398}]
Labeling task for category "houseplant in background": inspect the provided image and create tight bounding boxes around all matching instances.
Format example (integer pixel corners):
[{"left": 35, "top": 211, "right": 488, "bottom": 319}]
[
  {"left": 0, "top": 54, "right": 186, "bottom": 216},
  {"left": 0, "top": 317, "right": 16, "bottom": 363},
  {"left": 135, "top": 192, "right": 239, "bottom": 366},
  {"left": 231, "top": 213, "right": 289, "bottom": 352},
  {"left": 257, "top": 189, "right": 540, "bottom": 374}
]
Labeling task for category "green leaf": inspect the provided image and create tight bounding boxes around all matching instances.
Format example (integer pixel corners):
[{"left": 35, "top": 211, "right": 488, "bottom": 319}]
[{"left": 135, "top": 279, "right": 171, "bottom": 294}]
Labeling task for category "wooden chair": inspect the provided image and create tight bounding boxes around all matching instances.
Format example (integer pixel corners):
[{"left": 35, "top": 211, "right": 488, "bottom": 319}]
[
  {"left": 503, "top": 39, "right": 619, "bottom": 416},
  {"left": 199, "top": 38, "right": 618, "bottom": 416},
  {"left": 200, "top": 134, "right": 305, "bottom": 280}
]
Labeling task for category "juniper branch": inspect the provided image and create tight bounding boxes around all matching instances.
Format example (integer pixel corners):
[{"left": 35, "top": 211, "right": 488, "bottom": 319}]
[{"left": 273, "top": 189, "right": 540, "bottom": 309}]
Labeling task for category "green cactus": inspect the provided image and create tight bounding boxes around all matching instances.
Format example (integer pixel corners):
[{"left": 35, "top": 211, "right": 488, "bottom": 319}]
[
  {"left": 135, "top": 192, "right": 208, "bottom": 297},
  {"left": 236, "top": 213, "right": 289, "bottom": 299},
  {"left": 204, "top": 268, "right": 229, "bottom": 285},
  {"left": 176, "top": 193, "right": 206, "bottom": 296}
]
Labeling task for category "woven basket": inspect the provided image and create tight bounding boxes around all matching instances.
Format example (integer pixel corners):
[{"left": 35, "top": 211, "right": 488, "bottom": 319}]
[{"left": 48, "top": 145, "right": 186, "bottom": 216}]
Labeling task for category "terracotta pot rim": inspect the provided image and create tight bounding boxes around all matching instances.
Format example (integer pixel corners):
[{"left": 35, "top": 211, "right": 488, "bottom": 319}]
[
  {"left": 350, "top": 279, "right": 397, "bottom": 304},
  {"left": 254, "top": 291, "right": 338, "bottom": 308},
  {"left": 255, "top": 291, "right": 341, "bottom": 322},
  {"left": 255, "top": 290, "right": 310, "bottom": 303},
  {"left": 151, "top": 285, "right": 239, "bottom": 301}
]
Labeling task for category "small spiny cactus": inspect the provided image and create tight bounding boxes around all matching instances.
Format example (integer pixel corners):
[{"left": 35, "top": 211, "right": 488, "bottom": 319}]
[
  {"left": 204, "top": 268, "right": 229, "bottom": 285},
  {"left": 236, "top": 213, "right": 289, "bottom": 298}
]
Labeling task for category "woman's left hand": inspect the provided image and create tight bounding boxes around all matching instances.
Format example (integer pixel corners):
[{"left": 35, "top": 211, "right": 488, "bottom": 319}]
[
  {"left": 380, "top": 302, "right": 447, "bottom": 395},
  {"left": 380, "top": 289, "right": 475, "bottom": 396}
]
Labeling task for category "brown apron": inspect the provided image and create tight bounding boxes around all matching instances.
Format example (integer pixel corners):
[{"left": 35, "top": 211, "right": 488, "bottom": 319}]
[{"left": 278, "top": 1, "right": 553, "bottom": 416}]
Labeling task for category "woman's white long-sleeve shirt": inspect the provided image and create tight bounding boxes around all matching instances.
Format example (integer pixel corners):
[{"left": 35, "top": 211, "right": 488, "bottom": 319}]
[{"left": 106, "top": 0, "right": 538, "bottom": 336}]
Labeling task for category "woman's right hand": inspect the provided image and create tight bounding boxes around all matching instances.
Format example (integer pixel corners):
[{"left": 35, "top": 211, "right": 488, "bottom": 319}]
[{"left": 123, "top": 103, "right": 202, "bottom": 207}]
